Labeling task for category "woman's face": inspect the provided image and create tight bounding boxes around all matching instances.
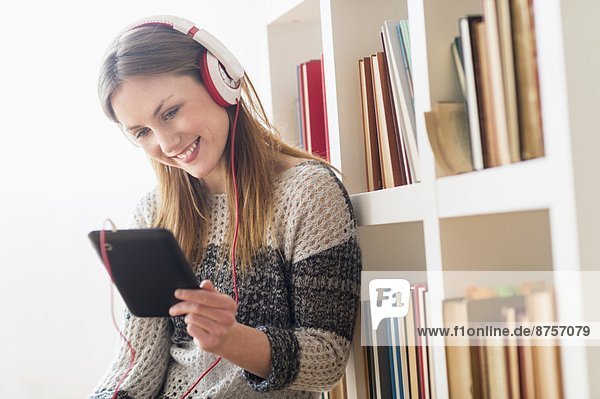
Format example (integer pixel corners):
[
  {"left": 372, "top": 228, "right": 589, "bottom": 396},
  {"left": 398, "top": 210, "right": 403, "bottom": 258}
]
[{"left": 111, "top": 73, "right": 230, "bottom": 184}]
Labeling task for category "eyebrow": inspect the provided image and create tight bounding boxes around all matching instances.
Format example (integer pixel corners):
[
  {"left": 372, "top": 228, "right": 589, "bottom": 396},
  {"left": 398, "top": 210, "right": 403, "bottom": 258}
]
[{"left": 124, "top": 94, "right": 174, "bottom": 132}]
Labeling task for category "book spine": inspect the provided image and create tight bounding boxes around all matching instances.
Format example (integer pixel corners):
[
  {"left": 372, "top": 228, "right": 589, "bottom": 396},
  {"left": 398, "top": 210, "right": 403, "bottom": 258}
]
[
  {"left": 511, "top": 0, "right": 545, "bottom": 159},
  {"left": 459, "top": 17, "right": 485, "bottom": 170},
  {"left": 483, "top": 0, "right": 512, "bottom": 166}
]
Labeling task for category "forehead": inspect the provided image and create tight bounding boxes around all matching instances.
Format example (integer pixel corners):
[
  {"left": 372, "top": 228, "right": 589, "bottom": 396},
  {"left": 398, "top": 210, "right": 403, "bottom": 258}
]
[{"left": 111, "top": 74, "right": 198, "bottom": 124}]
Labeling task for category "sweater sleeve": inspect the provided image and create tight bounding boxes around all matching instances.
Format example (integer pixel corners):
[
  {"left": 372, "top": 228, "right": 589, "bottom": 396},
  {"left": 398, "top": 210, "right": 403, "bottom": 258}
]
[
  {"left": 89, "top": 190, "right": 172, "bottom": 399},
  {"left": 243, "top": 163, "right": 362, "bottom": 392}
]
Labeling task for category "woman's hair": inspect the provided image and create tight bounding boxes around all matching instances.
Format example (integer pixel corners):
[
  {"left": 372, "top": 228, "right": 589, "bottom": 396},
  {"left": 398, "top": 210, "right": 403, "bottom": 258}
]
[{"left": 98, "top": 24, "right": 336, "bottom": 269}]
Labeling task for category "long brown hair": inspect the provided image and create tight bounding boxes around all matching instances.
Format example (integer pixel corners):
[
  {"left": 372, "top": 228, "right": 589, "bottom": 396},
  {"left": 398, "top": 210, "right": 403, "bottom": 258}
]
[{"left": 98, "top": 24, "right": 335, "bottom": 269}]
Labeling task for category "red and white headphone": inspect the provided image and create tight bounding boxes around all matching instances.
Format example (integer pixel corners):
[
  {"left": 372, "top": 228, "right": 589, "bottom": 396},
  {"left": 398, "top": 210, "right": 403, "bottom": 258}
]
[{"left": 126, "top": 15, "right": 244, "bottom": 107}]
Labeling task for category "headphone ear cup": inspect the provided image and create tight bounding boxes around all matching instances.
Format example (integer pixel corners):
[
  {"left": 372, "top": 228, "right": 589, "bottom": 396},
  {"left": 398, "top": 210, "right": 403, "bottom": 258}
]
[{"left": 199, "top": 51, "right": 242, "bottom": 107}]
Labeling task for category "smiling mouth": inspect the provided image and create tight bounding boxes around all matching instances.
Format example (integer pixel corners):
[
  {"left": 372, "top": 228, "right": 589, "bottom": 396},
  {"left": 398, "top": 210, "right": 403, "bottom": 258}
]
[{"left": 173, "top": 137, "right": 200, "bottom": 160}]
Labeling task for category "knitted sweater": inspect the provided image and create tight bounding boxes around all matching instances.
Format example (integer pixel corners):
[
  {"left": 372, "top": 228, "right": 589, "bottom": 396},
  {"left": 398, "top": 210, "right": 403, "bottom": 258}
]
[{"left": 89, "top": 160, "right": 362, "bottom": 399}]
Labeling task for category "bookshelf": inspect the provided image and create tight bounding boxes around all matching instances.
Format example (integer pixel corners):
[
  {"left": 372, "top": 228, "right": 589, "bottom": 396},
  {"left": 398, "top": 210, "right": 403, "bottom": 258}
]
[{"left": 261, "top": 0, "right": 598, "bottom": 398}]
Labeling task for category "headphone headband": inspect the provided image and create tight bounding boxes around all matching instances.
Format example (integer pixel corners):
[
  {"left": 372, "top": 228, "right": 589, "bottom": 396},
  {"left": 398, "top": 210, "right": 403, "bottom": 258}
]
[{"left": 126, "top": 15, "right": 245, "bottom": 81}]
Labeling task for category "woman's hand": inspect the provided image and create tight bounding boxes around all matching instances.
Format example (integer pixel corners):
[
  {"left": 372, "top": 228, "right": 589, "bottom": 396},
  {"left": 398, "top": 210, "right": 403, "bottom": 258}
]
[{"left": 169, "top": 280, "right": 238, "bottom": 354}]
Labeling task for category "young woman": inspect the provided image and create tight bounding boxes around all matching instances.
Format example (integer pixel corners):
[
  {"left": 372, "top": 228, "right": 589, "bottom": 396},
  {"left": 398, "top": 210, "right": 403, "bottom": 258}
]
[{"left": 90, "top": 15, "right": 361, "bottom": 399}]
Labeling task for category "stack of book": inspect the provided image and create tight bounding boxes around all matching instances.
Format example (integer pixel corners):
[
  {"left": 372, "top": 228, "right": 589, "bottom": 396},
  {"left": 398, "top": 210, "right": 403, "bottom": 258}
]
[
  {"left": 443, "top": 282, "right": 563, "bottom": 399},
  {"left": 362, "top": 283, "right": 436, "bottom": 398},
  {"left": 426, "top": 0, "right": 545, "bottom": 177},
  {"left": 358, "top": 20, "right": 420, "bottom": 191},
  {"left": 296, "top": 58, "right": 330, "bottom": 161}
]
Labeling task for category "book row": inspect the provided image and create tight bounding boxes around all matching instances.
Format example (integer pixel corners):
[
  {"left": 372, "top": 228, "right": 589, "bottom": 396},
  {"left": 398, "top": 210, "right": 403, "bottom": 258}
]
[
  {"left": 359, "top": 20, "right": 419, "bottom": 191},
  {"left": 426, "top": 0, "right": 545, "bottom": 176}
]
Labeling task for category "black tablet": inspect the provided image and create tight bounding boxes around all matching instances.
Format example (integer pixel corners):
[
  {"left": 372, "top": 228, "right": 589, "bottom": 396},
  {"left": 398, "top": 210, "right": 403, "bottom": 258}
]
[{"left": 88, "top": 228, "right": 199, "bottom": 317}]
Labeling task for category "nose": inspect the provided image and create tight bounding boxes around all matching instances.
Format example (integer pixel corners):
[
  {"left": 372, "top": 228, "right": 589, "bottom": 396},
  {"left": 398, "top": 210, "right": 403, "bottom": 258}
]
[{"left": 153, "top": 127, "right": 182, "bottom": 156}]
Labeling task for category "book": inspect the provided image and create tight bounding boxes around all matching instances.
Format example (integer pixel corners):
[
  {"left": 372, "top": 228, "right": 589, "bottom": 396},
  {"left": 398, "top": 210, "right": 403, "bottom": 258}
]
[
  {"left": 398, "top": 21, "right": 413, "bottom": 96},
  {"left": 459, "top": 16, "right": 485, "bottom": 171},
  {"left": 474, "top": 20, "right": 502, "bottom": 167},
  {"left": 502, "top": 307, "right": 522, "bottom": 399},
  {"left": 469, "top": 295, "right": 525, "bottom": 399},
  {"left": 477, "top": 341, "right": 490, "bottom": 399},
  {"left": 329, "top": 375, "right": 347, "bottom": 399},
  {"left": 382, "top": 20, "right": 420, "bottom": 183},
  {"left": 363, "top": 302, "right": 377, "bottom": 399},
  {"left": 395, "top": 316, "right": 411, "bottom": 398},
  {"left": 495, "top": 0, "right": 521, "bottom": 162},
  {"left": 424, "top": 102, "right": 474, "bottom": 176},
  {"left": 516, "top": 312, "right": 536, "bottom": 399},
  {"left": 484, "top": 335, "right": 511, "bottom": 399},
  {"left": 412, "top": 284, "right": 431, "bottom": 399},
  {"left": 524, "top": 285, "right": 563, "bottom": 399},
  {"left": 371, "top": 52, "right": 405, "bottom": 188},
  {"left": 510, "top": 0, "right": 545, "bottom": 159},
  {"left": 358, "top": 57, "right": 383, "bottom": 191},
  {"left": 404, "top": 288, "right": 420, "bottom": 399},
  {"left": 451, "top": 37, "right": 467, "bottom": 100},
  {"left": 388, "top": 317, "right": 404, "bottom": 398},
  {"left": 482, "top": 0, "right": 512, "bottom": 166},
  {"left": 372, "top": 315, "right": 392, "bottom": 398},
  {"left": 299, "top": 60, "right": 329, "bottom": 160},
  {"left": 423, "top": 288, "right": 437, "bottom": 398},
  {"left": 443, "top": 298, "right": 475, "bottom": 399}
]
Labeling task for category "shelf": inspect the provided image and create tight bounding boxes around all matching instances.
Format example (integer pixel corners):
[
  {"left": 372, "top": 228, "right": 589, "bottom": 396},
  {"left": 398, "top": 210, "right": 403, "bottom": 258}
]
[
  {"left": 350, "top": 183, "right": 425, "bottom": 226},
  {"left": 436, "top": 157, "right": 552, "bottom": 218}
]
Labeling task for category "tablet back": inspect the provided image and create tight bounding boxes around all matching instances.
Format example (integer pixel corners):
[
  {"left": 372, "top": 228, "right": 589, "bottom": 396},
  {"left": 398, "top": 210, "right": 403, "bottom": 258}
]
[{"left": 88, "top": 228, "right": 199, "bottom": 317}]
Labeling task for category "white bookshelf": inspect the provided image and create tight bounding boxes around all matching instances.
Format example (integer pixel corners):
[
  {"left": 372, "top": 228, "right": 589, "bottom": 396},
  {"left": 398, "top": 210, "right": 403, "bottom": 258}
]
[{"left": 261, "top": 0, "right": 598, "bottom": 397}]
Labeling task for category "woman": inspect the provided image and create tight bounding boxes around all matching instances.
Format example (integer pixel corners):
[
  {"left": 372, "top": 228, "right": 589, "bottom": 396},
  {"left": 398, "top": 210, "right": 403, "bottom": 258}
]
[{"left": 90, "top": 15, "right": 361, "bottom": 399}]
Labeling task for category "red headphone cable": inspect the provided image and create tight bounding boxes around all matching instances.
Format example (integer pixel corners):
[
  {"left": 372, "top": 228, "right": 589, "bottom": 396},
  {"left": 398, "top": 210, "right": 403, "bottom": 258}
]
[{"left": 100, "top": 221, "right": 137, "bottom": 399}]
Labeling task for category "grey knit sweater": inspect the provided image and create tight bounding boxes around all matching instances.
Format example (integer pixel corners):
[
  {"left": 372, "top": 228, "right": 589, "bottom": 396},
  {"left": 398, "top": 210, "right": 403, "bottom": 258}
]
[{"left": 89, "top": 160, "right": 362, "bottom": 399}]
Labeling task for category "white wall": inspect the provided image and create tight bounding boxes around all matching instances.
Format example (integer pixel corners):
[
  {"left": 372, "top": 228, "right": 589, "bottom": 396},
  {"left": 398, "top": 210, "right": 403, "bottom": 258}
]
[{"left": 0, "top": 1, "right": 269, "bottom": 397}]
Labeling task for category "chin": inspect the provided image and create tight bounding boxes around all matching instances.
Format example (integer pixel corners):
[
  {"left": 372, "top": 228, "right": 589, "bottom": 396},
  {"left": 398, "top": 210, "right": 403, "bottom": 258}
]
[{"left": 185, "top": 162, "right": 218, "bottom": 180}]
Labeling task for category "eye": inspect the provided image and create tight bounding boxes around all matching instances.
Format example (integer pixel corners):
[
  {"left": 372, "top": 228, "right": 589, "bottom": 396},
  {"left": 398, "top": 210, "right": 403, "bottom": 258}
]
[
  {"left": 134, "top": 127, "right": 150, "bottom": 140},
  {"left": 163, "top": 106, "right": 179, "bottom": 120}
]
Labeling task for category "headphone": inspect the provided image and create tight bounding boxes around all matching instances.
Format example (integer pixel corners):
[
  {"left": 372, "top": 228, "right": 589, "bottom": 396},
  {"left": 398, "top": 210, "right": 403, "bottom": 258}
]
[{"left": 125, "top": 15, "right": 244, "bottom": 107}]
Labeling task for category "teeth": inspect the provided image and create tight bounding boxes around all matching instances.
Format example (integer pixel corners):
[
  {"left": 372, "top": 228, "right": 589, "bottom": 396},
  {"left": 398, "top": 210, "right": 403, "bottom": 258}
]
[{"left": 176, "top": 138, "right": 199, "bottom": 160}]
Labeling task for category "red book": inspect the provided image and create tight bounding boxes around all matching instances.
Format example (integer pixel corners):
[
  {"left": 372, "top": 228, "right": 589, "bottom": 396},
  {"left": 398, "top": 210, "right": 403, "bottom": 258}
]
[{"left": 299, "top": 60, "right": 329, "bottom": 160}]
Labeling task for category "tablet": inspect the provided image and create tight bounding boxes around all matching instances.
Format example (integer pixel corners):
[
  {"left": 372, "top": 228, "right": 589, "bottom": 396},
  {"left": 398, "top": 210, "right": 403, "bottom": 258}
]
[{"left": 88, "top": 228, "right": 199, "bottom": 317}]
